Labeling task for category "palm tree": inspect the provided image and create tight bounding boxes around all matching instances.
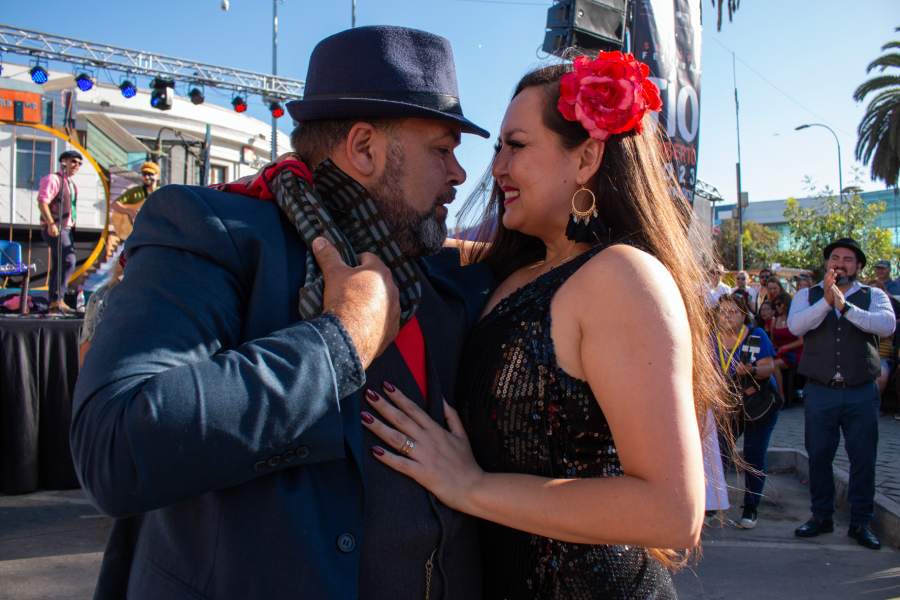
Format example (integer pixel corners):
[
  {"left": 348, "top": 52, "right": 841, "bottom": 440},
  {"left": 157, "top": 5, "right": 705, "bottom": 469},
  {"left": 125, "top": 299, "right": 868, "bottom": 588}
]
[
  {"left": 854, "top": 28, "right": 900, "bottom": 187},
  {"left": 710, "top": 0, "right": 740, "bottom": 31}
]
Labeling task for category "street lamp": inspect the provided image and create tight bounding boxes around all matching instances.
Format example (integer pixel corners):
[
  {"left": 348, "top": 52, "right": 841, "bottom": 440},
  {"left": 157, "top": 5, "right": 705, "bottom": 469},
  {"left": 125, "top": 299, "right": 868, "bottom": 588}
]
[{"left": 795, "top": 123, "right": 844, "bottom": 201}]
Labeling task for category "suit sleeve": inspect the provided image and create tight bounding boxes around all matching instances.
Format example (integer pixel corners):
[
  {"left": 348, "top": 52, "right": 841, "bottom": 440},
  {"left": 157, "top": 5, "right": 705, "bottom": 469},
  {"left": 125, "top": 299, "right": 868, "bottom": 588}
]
[{"left": 71, "top": 186, "right": 365, "bottom": 518}]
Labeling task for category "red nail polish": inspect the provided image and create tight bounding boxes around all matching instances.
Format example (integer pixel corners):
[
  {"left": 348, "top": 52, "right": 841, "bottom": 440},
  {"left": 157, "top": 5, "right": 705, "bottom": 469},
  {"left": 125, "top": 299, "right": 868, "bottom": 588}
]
[
  {"left": 365, "top": 389, "right": 379, "bottom": 402},
  {"left": 371, "top": 446, "right": 385, "bottom": 457},
  {"left": 383, "top": 381, "right": 396, "bottom": 393},
  {"left": 361, "top": 411, "right": 374, "bottom": 425}
]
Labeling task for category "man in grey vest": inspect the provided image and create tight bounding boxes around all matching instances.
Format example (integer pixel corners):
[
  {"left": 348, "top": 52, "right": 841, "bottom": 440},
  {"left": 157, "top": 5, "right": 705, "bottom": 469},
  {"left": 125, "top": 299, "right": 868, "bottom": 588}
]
[{"left": 788, "top": 238, "right": 894, "bottom": 550}]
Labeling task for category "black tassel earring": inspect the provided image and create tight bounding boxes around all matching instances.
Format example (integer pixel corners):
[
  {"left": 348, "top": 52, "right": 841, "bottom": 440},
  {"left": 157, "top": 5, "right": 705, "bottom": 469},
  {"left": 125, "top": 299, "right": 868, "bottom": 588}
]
[{"left": 566, "top": 186, "right": 610, "bottom": 243}]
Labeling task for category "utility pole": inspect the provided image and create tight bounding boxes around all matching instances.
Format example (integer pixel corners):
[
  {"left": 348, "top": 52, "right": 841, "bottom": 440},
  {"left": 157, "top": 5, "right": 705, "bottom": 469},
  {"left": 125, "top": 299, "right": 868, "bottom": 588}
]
[
  {"left": 732, "top": 52, "right": 744, "bottom": 271},
  {"left": 271, "top": 0, "right": 279, "bottom": 160},
  {"left": 352, "top": 0, "right": 357, "bottom": 27}
]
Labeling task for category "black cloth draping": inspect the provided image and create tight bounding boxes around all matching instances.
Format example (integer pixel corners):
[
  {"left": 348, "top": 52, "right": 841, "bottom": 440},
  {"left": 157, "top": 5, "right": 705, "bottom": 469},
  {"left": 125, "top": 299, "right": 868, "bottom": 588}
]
[{"left": 0, "top": 316, "right": 81, "bottom": 494}]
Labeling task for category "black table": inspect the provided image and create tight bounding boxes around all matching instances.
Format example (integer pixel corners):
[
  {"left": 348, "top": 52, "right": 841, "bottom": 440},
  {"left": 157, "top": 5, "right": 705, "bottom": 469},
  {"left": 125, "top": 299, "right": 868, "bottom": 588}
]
[{"left": 0, "top": 316, "right": 82, "bottom": 494}]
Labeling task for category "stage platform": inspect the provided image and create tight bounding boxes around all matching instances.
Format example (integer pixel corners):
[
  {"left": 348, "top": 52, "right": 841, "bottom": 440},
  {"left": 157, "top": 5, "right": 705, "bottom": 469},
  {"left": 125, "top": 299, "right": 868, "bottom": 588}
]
[{"left": 0, "top": 315, "right": 82, "bottom": 494}]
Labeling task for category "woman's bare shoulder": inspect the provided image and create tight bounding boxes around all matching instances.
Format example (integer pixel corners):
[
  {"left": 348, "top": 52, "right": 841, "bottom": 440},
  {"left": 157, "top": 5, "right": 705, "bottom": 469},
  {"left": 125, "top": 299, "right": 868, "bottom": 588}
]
[{"left": 564, "top": 244, "right": 681, "bottom": 308}]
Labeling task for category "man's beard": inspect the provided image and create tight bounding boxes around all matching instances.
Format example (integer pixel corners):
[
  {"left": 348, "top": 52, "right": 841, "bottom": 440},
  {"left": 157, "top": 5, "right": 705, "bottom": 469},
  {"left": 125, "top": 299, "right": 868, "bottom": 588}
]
[
  {"left": 836, "top": 271, "right": 857, "bottom": 286},
  {"left": 369, "top": 143, "right": 449, "bottom": 257}
]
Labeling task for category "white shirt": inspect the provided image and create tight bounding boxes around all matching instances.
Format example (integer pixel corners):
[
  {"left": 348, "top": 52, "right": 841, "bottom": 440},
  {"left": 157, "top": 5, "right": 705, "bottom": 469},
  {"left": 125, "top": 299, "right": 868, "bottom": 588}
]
[
  {"left": 706, "top": 282, "right": 731, "bottom": 307},
  {"left": 787, "top": 282, "right": 896, "bottom": 338}
]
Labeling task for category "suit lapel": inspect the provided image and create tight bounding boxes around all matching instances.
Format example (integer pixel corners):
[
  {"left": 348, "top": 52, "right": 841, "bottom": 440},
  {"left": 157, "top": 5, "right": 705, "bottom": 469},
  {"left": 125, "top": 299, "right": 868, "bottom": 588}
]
[{"left": 415, "top": 267, "right": 466, "bottom": 419}]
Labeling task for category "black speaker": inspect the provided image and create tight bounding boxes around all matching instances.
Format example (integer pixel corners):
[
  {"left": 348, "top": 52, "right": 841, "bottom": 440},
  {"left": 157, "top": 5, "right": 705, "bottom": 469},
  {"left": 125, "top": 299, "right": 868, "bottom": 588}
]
[{"left": 542, "top": 0, "right": 629, "bottom": 58}]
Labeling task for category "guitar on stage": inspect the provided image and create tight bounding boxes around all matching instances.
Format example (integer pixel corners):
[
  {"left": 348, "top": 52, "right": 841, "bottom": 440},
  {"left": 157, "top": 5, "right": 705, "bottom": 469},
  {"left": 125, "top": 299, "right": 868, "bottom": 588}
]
[{"left": 110, "top": 162, "right": 159, "bottom": 240}]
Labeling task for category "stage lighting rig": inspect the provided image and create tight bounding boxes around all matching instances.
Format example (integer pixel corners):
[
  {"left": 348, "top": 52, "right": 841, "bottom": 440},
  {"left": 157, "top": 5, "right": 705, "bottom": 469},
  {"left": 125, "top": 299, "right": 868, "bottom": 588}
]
[
  {"left": 119, "top": 79, "right": 137, "bottom": 99},
  {"left": 74, "top": 72, "right": 94, "bottom": 92},
  {"left": 29, "top": 64, "right": 49, "bottom": 85},
  {"left": 150, "top": 77, "right": 174, "bottom": 111},
  {"left": 188, "top": 86, "right": 205, "bottom": 105},
  {"left": 231, "top": 95, "right": 248, "bottom": 113},
  {"left": 268, "top": 100, "right": 285, "bottom": 118}
]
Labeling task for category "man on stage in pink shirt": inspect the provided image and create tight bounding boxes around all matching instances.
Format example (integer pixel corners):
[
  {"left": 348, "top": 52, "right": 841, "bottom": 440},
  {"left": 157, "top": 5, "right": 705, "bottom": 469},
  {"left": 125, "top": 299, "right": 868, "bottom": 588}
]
[{"left": 37, "top": 150, "right": 82, "bottom": 313}]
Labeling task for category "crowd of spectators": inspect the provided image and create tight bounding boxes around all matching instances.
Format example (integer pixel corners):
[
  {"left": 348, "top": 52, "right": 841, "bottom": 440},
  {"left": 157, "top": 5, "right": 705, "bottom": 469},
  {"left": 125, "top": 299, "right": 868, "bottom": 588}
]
[
  {"left": 704, "top": 253, "right": 900, "bottom": 544},
  {"left": 708, "top": 263, "right": 900, "bottom": 418}
]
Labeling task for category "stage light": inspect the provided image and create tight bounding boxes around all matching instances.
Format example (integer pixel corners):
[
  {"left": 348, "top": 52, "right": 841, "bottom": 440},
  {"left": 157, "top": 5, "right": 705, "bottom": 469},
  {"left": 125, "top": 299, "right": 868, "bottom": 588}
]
[
  {"left": 268, "top": 101, "right": 285, "bottom": 119},
  {"left": 74, "top": 72, "right": 94, "bottom": 92},
  {"left": 30, "top": 65, "right": 49, "bottom": 85},
  {"left": 232, "top": 95, "right": 248, "bottom": 113},
  {"left": 119, "top": 79, "right": 137, "bottom": 99},
  {"left": 188, "top": 87, "right": 205, "bottom": 105},
  {"left": 150, "top": 78, "right": 174, "bottom": 111}
]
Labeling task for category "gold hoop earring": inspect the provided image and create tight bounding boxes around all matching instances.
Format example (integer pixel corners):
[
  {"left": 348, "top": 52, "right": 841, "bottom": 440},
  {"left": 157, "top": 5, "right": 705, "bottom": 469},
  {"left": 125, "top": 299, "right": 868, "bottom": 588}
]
[{"left": 570, "top": 187, "right": 598, "bottom": 224}]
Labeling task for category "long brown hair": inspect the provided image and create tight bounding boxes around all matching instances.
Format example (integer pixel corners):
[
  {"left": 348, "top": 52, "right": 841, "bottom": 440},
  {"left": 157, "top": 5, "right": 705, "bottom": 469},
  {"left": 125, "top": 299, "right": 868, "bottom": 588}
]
[{"left": 459, "top": 63, "right": 732, "bottom": 567}]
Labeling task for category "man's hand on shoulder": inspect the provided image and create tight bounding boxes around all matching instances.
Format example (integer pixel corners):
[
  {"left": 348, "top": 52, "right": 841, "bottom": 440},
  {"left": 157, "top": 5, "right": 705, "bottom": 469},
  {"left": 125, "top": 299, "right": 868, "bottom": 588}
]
[{"left": 313, "top": 237, "right": 399, "bottom": 369}]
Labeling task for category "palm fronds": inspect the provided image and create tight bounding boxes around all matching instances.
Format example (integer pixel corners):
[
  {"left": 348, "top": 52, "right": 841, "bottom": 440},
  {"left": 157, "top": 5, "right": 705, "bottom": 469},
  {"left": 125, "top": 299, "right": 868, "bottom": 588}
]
[{"left": 854, "top": 28, "right": 900, "bottom": 187}]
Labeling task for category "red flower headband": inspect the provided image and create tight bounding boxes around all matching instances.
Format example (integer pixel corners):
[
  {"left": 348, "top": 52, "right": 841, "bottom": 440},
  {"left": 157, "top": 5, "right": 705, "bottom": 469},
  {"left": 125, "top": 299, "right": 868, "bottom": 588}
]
[{"left": 557, "top": 51, "right": 663, "bottom": 142}]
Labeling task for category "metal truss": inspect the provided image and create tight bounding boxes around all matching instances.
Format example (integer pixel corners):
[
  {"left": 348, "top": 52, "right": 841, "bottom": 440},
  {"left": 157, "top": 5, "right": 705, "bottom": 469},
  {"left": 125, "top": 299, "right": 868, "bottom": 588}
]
[{"left": 0, "top": 24, "right": 304, "bottom": 100}]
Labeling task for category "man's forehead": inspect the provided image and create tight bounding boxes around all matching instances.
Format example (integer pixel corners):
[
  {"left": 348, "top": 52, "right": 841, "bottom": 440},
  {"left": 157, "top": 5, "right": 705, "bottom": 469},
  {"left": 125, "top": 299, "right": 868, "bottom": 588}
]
[
  {"left": 401, "top": 117, "right": 462, "bottom": 143},
  {"left": 829, "top": 248, "right": 857, "bottom": 258}
]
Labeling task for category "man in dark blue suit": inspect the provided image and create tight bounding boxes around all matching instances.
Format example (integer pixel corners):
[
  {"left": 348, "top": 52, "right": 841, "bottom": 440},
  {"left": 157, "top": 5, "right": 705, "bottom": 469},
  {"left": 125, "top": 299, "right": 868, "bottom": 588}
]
[{"left": 73, "top": 26, "right": 493, "bottom": 599}]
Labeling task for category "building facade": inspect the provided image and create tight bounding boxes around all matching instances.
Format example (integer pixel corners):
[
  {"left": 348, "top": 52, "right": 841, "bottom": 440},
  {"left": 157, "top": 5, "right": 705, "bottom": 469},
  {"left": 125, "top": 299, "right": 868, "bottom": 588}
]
[{"left": 712, "top": 189, "right": 900, "bottom": 250}]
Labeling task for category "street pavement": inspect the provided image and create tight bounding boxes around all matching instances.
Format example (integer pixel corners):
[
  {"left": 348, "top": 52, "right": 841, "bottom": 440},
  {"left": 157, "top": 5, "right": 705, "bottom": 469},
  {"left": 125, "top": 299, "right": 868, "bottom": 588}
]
[
  {"left": 673, "top": 471, "right": 900, "bottom": 600},
  {"left": 1, "top": 404, "right": 898, "bottom": 599},
  {"left": 771, "top": 404, "right": 900, "bottom": 510}
]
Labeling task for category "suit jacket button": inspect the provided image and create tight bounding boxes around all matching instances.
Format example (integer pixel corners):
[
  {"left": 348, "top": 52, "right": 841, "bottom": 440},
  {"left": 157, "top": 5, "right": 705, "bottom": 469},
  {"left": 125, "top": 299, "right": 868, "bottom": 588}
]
[
  {"left": 267, "top": 456, "right": 280, "bottom": 468},
  {"left": 337, "top": 533, "right": 356, "bottom": 553},
  {"left": 297, "top": 446, "right": 310, "bottom": 459},
  {"left": 254, "top": 461, "right": 267, "bottom": 472}
]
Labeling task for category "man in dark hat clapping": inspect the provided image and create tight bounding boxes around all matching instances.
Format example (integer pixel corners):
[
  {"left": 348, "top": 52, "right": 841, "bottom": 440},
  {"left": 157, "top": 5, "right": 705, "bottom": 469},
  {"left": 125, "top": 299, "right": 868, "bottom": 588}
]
[
  {"left": 73, "top": 26, "right": 491, "bottom": 599},
  {"left": 788, "top": 237, "right": 895, "bottom": 550}
]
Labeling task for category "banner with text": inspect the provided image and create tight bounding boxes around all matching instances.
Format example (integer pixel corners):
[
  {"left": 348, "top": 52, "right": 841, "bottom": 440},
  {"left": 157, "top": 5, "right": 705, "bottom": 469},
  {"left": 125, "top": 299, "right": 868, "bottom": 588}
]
[{"left": 632, "top": 0, "right": 702, "bottom": 202}]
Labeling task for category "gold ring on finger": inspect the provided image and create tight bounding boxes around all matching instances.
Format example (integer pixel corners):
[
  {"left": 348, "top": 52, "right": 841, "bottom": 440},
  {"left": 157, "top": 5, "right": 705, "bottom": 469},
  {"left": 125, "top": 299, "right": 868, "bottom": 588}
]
[{"left": 400, "top": 437, "right": 416, "bottom": 456}]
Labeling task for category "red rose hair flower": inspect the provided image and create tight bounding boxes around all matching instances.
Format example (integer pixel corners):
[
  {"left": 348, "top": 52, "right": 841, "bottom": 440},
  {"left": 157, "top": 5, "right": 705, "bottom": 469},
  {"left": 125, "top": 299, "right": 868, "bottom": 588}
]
[{"left": 557, "top": 52, "right": 662, "bottom": 142}]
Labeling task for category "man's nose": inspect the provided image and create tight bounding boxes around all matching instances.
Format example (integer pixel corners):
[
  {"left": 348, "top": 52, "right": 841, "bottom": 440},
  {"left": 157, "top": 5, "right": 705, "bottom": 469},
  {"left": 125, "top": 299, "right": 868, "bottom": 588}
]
[{"left": 448, "top": 154, "right": 466, "bottom": 187}]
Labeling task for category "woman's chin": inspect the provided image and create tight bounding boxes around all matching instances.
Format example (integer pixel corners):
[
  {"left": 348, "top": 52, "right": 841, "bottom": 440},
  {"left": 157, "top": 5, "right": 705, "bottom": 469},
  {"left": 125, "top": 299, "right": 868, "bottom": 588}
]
[{"left": 501, "top": 211, "right": 523, "bottom": 233}]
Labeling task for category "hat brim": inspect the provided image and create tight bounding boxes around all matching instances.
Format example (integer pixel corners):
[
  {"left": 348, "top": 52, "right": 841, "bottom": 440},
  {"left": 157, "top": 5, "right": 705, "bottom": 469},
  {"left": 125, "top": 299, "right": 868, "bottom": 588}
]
[
  {"left": 286, "top": 98, "right": 490, "bottom": 138},
  {"left": 823, "top": 242, "right": 867, "bottom": 267}
]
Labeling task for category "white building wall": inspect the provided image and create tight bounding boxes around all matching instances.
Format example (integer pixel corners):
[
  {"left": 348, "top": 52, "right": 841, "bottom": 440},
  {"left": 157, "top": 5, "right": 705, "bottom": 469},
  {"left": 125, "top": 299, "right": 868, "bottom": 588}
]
[{"left": 0, "top": 125, "right": 104, "bottom": 230}]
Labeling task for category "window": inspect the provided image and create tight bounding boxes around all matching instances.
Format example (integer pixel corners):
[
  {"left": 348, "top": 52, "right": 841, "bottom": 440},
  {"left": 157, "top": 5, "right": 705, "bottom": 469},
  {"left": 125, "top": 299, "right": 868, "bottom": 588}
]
[
  {"left": 209, "top": 165, "right": 227, "bottom": 185},
  {"left": 15, "top": 138, "right": 53, "bottom": 191}
]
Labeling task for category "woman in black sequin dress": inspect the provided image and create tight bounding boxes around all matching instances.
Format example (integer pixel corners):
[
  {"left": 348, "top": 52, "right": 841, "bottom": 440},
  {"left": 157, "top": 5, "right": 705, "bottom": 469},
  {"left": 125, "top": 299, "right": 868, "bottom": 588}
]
[{"left": 362, "top": 56, "right": 729, "bottom": 599}]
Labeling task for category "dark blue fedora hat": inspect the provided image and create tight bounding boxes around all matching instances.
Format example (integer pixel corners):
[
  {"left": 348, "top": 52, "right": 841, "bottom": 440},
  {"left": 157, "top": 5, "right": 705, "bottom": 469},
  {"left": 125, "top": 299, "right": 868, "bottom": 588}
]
[{"left": 286, "top": 26, "right": 489, "bottom": 138}]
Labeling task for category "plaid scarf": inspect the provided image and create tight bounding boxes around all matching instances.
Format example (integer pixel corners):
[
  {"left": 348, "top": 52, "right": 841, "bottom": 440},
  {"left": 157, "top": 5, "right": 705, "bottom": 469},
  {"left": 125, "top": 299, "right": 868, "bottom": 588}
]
[{"left": 212, "top": 156, "right": 422, "bottom": 324}]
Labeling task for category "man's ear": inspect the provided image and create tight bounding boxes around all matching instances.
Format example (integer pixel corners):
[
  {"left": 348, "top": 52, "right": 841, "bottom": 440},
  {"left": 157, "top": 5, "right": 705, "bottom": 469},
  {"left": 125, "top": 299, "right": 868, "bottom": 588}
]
[
  {"left": 575, "top": 138, "right": 605, "bottom": 186},
  {"left": 334, "top": 122, "right": 385, "bottom": 180}
]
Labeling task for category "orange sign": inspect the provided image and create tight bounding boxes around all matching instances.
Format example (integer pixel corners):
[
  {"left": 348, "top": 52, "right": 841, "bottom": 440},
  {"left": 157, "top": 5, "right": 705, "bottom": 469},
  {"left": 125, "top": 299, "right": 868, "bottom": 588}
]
[{"left": 0, "top": 89, "right": 42, "bottom": 123}]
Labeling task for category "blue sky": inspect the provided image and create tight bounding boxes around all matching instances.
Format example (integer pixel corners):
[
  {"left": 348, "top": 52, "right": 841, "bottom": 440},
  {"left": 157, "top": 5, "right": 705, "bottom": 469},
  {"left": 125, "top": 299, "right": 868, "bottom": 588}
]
[{"left": 3, "top": 0, "right": 897, "bottom": 224}]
